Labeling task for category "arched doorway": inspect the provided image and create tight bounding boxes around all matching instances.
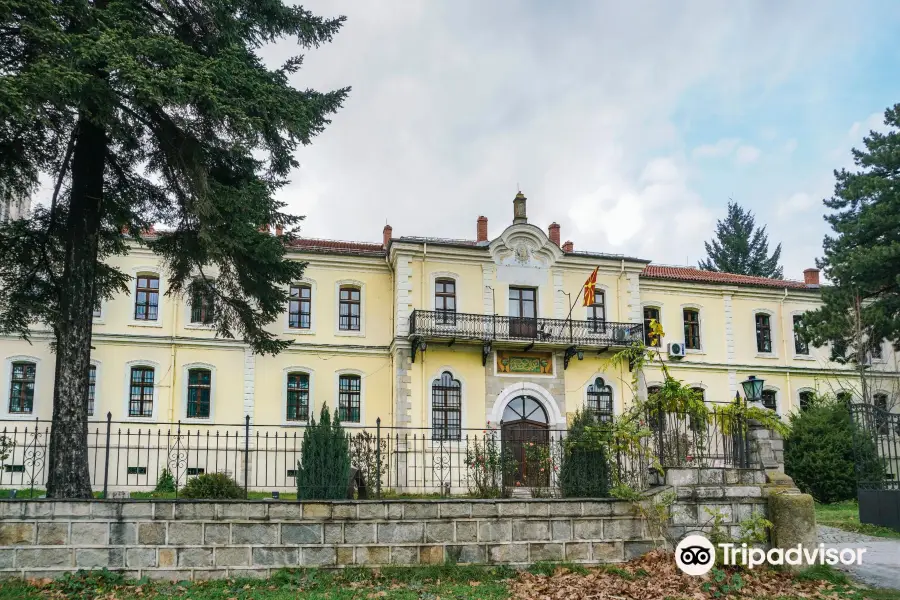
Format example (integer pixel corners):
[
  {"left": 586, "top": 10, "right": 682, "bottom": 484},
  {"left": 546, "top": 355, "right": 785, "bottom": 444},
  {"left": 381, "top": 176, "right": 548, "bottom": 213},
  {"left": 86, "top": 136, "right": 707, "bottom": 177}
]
[{"left": 501, "top": 396, "right": 550, "bottom": 488}]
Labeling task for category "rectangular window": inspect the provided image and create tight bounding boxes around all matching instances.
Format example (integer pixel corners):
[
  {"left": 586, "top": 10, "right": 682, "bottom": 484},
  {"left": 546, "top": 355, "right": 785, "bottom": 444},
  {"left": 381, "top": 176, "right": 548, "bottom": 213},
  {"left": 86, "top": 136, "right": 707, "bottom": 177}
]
[
  {"left": 4, "top": 465, "right": 24, "bottom": 473},
  {"left": 793, "top": 315, "right": 809, "bottom": 355},
  {"left": 870, "top": 340, "right": 883, "bottom": 360},
  {"left": 127, "top": 466, "right": 148, "bottom": 475},
  {"left": 683, "top": 309, "right": 700, "bottom": 350},
  {"left": 587, "top": 380, "right": 613, "bottom": 423},
  {"left": 186, "top": 368, "right": 211, "bottom": 418},
  {"left": 432, "top": 372, "right": 461, "bottom": 441},
  {"left": 643, "top": 307, "right": 660, "bottom": 347},
  {"left": 93, "top": 301, "right": 102, "bottom": 319},
  {"left": 761, "top": 390, "right": 777, "bottom": 411},
  {"left": 87, "top": 365, "right": 96, "bottom": 416},
  {"left": 874, "top": 393, "right": 889, "bottom": 435},
  {"left": 190, "top": 281, "right": 215, "bottom": 324},
  {"left": 434, "top": 279, "right": 457, "bottom": 325},
  {"left": 129, "top": 366, "right": 154, "bottom": 418},
  {"left": 288, "top": 285, "right": 311, "bottom": 329},
  {"left": 134, "top": 275, "right": 160, "bottom": 321},
  {"left": 186, "top": 467, "right": 205, "bottom": 476},
  {"left": 756, "top": 313, "right": 772, "bottom": 353},
  {"left": 8, "top": 361, "right": 36, "bottom": 414},
  {"left": 509, "top": 287, "right": 537, "bottom": 338},
  {"left": 338, "top": 374, "right": 361, "bottom": 423},
  {"left": 587, "top": 289, "right": 606, "bottom": 332},
  {"left": 286, "top": 372, "right": 310, "bottom": 421},
  {"left": 798, "top": 391, "right": 814, "bottom": 411},
  {"left": 339, "top": 287, "right": 361, "bottom": 331},
  {"left": 286, "top": 469, "right": 298, "bottom": 478}
]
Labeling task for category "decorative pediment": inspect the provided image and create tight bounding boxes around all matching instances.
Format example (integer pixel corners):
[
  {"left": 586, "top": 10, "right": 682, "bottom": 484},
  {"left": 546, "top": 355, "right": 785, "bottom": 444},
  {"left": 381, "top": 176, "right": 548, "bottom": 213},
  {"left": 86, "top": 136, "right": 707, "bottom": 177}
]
[{"left": 489, "top": 223, "right": 563, "bottom": 269}]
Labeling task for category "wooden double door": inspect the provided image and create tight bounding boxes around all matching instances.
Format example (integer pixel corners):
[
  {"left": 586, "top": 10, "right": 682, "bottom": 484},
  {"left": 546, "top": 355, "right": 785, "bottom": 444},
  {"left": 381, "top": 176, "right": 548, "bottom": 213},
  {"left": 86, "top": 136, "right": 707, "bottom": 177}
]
[{"left": 501, "top": 396, "right": 550, "bottom": 488}]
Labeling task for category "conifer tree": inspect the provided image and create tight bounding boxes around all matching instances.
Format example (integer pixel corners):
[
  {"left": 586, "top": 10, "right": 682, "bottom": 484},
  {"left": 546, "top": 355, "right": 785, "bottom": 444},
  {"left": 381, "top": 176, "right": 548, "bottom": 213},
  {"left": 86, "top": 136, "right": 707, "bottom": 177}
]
[
  {"left": 699, "top": 201, "right": 783, "bottom": 278},
  {"left": 0, "top": 0, "right": 349, "bottom": 497},
  {"left": 799, "top": 104, "right": 900, "bottom": 363}
]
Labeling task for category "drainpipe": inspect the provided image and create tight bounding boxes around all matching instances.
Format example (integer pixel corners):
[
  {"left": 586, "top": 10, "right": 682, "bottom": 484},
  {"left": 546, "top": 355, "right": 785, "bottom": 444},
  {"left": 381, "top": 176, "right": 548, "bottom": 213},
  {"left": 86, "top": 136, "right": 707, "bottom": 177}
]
[
  {"left": 780, "top": 287, "right": 790, "bottom": 413},
  {"left": 420, "top": 243, "right": 427, "bottom": 428},
  {"left": 169, "top": 283, "right": 179, "bottom": 422}
]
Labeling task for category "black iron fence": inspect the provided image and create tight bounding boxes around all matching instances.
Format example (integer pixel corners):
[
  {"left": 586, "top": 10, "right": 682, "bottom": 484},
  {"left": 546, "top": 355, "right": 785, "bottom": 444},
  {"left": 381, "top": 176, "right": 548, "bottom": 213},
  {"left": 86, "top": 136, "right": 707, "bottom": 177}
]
[
  {"left": 409, "top": 309, "right": 643, "bottom": 347},
  {"left": 0, "top": 408, "right": 753, "bottom": 499},
  {"left": 849, "top": 402, "right": 900, "bottom": 531}
]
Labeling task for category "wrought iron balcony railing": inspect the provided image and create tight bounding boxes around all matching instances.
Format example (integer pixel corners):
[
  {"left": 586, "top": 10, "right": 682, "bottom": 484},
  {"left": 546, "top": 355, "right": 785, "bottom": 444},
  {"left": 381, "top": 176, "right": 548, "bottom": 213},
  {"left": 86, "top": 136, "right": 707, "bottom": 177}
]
[{"left": 408, "top": 309, "right": 643, "bottom": 348}]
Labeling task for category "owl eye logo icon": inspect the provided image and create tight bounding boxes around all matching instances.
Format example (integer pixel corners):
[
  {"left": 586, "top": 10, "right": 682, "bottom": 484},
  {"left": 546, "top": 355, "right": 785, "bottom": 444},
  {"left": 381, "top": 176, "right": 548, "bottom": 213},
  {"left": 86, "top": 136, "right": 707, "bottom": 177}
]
[{"left": 675, "top": 535, "right": 716, "bottom": 576}]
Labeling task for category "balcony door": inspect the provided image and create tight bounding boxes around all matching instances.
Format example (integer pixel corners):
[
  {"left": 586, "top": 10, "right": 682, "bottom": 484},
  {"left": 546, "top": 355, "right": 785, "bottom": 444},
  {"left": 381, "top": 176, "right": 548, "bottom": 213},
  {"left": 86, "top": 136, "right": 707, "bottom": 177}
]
[{"left": 509, "top": 287, "right": 537, "bottom": 338}]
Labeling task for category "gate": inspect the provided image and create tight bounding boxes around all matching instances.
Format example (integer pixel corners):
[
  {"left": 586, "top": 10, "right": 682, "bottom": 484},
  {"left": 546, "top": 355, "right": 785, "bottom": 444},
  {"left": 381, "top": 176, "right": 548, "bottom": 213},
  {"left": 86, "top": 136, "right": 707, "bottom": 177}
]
[{"left": 849, "top": 402, "right": 900, "bottom": 531}]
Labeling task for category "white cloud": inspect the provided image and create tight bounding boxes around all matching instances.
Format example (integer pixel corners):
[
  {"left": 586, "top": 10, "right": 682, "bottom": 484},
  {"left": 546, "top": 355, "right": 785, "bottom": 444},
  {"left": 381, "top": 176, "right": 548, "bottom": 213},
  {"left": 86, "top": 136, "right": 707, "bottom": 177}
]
[
  {"left": 783, "top": 138, "right": 798, "bottom": 154},
  {"left": 848, "top": 111, "right": 887, "bottom": 139},
  {"left": 776, "top": 192, "right": 816, "bottom": 218},
  {"left": 251, "top": 0, "right": 867, "bottom": 268},
  {"left": 734, "top": 145, "right": 761, "bottom": 165},
  {"left": 692, "top": 138, "right": 740, "bottom": 158}
]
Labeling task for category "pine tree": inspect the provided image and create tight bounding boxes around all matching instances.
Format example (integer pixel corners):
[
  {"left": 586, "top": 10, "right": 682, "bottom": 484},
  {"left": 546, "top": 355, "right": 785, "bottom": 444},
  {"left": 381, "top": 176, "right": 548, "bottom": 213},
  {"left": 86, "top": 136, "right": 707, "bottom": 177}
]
[
  {"left": 699, "top": 201, "right": 783, "bottom": 278},
  {"left": 799, "top": 104, "right": 900, "bottom": 362},
  {"left": 0, "top": 0, "right": 349, "bottom": 497}
]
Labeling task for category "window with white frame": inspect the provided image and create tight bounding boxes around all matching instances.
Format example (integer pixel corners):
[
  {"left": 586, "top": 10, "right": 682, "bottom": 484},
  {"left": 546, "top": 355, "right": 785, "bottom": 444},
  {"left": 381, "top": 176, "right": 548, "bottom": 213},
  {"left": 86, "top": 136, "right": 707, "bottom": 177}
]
[
  {"left": 434, "top": 279, "right": 457, "bottom": 325},
  {"left": 128, "top": 366, "right": 155, "bottom": 417},
  {"left": 798, "top": 390, "right": 814, "bottom": 411},
  {"left": 431, "top": 371, "right": 461, "bottom": 440},
  {"left": 586, "top": 377, "right": 613, "bottom": 422},
  {"left": 338, "top": 374, "right": 361, "bottom": 423},
  {"left": 338, "top": 287, "right": 361, "bottom": 331},
  {"left": 288, "top": 285, "right": 311, "bottom": 329},
  {"left": 190, "top": 280, "right": 215, "bottom": 325},
  {"left": 286, "top": 372, "right": 310, "bottom": 422},
  {"left": 643, "top": 307, "right": 661, "bottom": 347},
  {"left": 761, "top": 389, "right": 777, "bottom": 411},
  {"left": 134, "top": 274, "right": 160, "bottom": 321},
  {"left": 186, "top": 368, "right": 212, "bottom": 418},
  {"left": 87, "top": 365, "right": 96, "bottom": 416},
  {"left": 793, "top": 315, "right": 809, "bottom": 355},
  {"left": 587, "top": 289, "right": 606, "bottom": 332},
  {"left": 755, "top": 313, "right": 773, "bottom": 353},
  {"left": 683, "top": 309, "right": 700, "bottom": 350},
  {"left": 8, "top": 361, "right": 36, "bottom": 414}
]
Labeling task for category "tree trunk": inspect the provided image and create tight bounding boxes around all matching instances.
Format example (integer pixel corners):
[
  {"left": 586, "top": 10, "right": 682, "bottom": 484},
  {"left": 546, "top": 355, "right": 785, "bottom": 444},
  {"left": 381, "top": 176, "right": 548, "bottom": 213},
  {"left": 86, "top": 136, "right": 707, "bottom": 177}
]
[{"left": 45, "top": 115, "right": 106, "bottom": 499}]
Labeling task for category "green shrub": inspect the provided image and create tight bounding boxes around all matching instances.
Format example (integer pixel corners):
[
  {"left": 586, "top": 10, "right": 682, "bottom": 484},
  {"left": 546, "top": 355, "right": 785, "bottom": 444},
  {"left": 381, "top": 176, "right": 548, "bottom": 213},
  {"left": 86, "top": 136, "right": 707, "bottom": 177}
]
[
  {"left": 179, "top": 472, "right": 244, "bottom": 499},
  {"left": 785, "top": 394, "right": 884, "bottom": 504},
  {"left": 154, "top": 468, "right": 176, "bottom": 493},
  {"left": 559, "top": 410, "right": 609, "bottom": 498},
  {"left": 297, "top": 404, "right": 351, "bottom": 500}
]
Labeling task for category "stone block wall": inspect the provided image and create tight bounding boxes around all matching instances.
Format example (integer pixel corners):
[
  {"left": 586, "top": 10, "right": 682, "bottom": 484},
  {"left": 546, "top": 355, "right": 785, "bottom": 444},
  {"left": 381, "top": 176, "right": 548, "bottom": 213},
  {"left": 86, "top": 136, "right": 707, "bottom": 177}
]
[{"left": 0, "top": 469, "right": 768, "bottom": 581}]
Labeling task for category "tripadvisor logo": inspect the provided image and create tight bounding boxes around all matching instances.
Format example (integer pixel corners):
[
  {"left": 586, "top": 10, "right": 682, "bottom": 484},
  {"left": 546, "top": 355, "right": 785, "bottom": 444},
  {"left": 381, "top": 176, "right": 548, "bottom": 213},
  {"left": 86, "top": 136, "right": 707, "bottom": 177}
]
[{"left": 675, "top": 534, "right": 867, "bottom": 575}]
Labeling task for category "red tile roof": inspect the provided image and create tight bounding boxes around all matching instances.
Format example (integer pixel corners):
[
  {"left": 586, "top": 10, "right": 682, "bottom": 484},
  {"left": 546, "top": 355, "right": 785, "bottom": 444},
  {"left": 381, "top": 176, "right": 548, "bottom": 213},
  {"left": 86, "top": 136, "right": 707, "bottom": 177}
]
[
  {"left": 287, "top": 238, "right": 385, "bottom": 256},
  {"left": 641, "top": 265, "right": 813, "bottom": 290}
]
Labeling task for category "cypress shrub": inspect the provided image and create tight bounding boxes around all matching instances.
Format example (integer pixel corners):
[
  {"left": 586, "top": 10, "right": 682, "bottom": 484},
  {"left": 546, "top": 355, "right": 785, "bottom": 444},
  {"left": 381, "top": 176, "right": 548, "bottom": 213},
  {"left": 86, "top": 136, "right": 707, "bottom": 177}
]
[
  {"left": 559, "top": 410, "right": 609, "bottom": 498},
  {"left": 784, "top": 395, "right": 884, "bottom": 504},
  {"left": 179, "top": 472, "right": 244, "bottom": 499},
  {"left": 297, "top": 404, "right": 351, "bottom": 500}
]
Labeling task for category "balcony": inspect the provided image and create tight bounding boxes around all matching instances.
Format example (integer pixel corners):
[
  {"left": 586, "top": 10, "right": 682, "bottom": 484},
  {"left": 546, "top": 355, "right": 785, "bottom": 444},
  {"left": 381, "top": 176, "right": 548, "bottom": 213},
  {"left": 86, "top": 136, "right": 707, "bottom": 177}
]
[{"left": 408, "top": 309, "right": 643, "bottom": 361}]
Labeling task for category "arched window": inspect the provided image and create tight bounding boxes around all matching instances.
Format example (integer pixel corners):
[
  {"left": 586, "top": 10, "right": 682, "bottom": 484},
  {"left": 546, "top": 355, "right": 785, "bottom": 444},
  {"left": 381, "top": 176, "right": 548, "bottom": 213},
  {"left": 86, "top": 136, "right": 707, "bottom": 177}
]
[
  {"left": 646, "top": 385, "right": 665, "bottom": 432},
  {"left": 761, "top": 389, "right": 777, "bottom": 411},
  {"left": 586, "top": 377, "right": 613, "bottom": 422},
  {"left": 691, "top": 387, "right": 705, "bottom": 402},
  {"left": 502, "top": 396, "right": 548, "bottom": 423},
  {"left": 432, "top": 372, "right": 461, "bottom": 440},
  {"left": 8, "top": 361, "right": 36, "bottom": 414},
  {"left": 798, "top": 390, "right": 814, "bottom": 411},
  {"left": 187, "top": 368, "right": 212, "bottom": 418},
  {"left": 286, "top": 372, "right": 309, "bottom": 421}
]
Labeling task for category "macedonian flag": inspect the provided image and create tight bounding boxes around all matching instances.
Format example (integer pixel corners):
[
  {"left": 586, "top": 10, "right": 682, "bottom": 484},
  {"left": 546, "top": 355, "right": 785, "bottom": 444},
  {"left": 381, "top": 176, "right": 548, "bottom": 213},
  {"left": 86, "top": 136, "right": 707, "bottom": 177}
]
[{"left": 582, "top": 266, "right": 599, "bottom": 306}]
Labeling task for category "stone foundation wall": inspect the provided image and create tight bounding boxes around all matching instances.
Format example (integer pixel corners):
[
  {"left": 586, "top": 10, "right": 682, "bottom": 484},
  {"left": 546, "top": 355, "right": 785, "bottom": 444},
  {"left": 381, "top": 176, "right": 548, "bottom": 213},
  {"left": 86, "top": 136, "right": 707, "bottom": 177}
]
[{"left": 0, "top": 469, "right": 768, "bottom": 581}]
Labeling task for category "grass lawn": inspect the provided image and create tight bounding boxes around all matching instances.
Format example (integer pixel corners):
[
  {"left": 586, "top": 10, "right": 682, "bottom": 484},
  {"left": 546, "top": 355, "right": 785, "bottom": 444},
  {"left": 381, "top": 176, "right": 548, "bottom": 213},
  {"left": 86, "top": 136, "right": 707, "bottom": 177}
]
[
  {"left": 1, "top": 554, "right": 899, "bottom": 600},
  {"left": 816, "top": 501, "right": 900, "bottom": 539}
]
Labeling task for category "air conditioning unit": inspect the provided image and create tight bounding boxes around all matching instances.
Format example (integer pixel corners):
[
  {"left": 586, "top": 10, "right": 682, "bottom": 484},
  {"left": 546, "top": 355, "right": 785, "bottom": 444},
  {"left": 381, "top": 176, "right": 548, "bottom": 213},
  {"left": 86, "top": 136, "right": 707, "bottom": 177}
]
[{"left": 667, "top": 342, "right": 686, "bottom": 358}]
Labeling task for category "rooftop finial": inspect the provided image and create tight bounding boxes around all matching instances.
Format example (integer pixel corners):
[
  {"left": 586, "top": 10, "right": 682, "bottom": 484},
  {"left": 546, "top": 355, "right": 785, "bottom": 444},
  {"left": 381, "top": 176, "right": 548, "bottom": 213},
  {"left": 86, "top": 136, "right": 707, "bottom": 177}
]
[{"left": 513, "top": 191, "right": 527, "bottom": 224}]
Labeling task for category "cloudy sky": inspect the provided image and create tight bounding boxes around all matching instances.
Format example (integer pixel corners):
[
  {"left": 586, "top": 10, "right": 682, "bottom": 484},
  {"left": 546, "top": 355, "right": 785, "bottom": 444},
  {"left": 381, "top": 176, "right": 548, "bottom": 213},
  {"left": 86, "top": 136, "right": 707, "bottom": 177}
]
[{"left": 263, "top": 1, "right": 900, "bottom": 280}]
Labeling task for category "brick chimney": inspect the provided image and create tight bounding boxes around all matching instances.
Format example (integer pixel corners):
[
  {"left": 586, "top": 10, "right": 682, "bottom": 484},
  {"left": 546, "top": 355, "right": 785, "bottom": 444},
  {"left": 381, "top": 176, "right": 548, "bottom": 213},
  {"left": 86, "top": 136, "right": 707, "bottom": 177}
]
[
  {"left": 258, "top": 224, "right": 269, "bottom": 233},
  {"left": 383, "top": 224, "right": 393, "bottom": 248},
  {"left": 804, "top": 268, "right": 820, "bottom": 286},
  {"left": 548, "top": 222, "right": 561, "bottom": 246},
  {"left": 562, "top": 240, "right": 574, "bottom": 253},
  {"left": 275, "top": 225, "right": 283, "bottom": 236},
  {"left": 477, "top": 216, "right": 488, "bottom": 242}
]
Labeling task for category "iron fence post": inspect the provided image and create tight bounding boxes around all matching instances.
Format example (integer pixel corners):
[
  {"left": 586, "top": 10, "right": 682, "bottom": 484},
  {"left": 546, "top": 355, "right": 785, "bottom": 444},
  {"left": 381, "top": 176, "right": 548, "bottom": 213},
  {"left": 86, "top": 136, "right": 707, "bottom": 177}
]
[
  {"left": 102, "top": 412, "right": 112, "bottom": 499},
  {"left": 243, "top": 415, "right": 250, "bottom": 499},
  {"left": 376, "top": 418, "right": 382, "bottom": 499}
]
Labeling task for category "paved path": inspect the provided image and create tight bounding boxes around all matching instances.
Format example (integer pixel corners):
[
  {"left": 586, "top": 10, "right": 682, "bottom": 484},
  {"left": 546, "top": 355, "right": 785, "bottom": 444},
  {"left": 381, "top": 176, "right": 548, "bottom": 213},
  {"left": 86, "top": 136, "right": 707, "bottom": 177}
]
[{"left": 817, "top": 525, "right": 900, "bottom": 589}]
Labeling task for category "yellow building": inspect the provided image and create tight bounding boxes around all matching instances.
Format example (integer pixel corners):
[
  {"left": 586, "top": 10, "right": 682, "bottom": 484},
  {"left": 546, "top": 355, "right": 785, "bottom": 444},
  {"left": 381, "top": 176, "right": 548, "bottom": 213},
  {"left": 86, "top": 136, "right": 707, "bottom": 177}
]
[{"left": 0, "top": 193, "right": 897, "bottom": 490}]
